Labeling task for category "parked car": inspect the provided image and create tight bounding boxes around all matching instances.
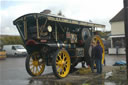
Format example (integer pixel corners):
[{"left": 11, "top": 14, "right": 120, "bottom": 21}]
[
  {"left": 0, "top": 47, "right": 6, "bottom": 59},
  {"left": 3, "top": 45, "right": 27, "bottom": 57}
]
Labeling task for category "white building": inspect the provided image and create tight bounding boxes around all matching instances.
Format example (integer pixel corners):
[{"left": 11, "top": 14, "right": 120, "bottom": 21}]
[
  {"left": 109, "top": 9, "right": 125, "bottom": 54},
  {"left": 110, "top": 9, "right": 125, "bottom": 35}
]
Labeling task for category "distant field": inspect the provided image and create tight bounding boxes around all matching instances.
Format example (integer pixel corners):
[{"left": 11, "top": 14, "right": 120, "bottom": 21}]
[{"left": 0, "top": 35, "right": 23, "bottom": 46}]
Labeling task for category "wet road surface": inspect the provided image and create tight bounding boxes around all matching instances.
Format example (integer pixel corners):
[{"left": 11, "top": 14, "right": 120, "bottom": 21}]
[
  {"left": 0, "top": 54, "right": 127, "bottom": 85},
  {"left": 0, "top": 57, "right": 53, "bottom": 85}
]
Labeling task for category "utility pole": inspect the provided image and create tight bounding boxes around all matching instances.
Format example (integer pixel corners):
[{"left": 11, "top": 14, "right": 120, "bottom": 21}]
[{"left": 124, "top": 0, "right": 128, "bottom": 79}]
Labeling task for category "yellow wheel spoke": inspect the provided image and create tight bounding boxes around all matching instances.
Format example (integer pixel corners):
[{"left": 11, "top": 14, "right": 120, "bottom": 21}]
[
  {"left": 64, "top": 64, "right": 67, "bottom": 68},
  {"left": 38, "top": 65, "right": 41, "bottom": 69},
  {"left": 57, "top": 66, "right": 61, "bottom": 72},
  {"left": 59, "top": 55, "right": 62, "bottom": 60},
  {"left": 30, "top": 66, "right": 34, "bottom": 72},
  {"left": 39, "top": 66, "right": 42, "bottom": 71},
  {"left": 30, "top": 59, "right": 33, "bottom": 62},
  {"left": 62, "top": 53, "right": 65, "bottom": 60},
  {"left": 30, "top": 63, "right": 33, "bottom": 66},
  {"left": 56, "top": 61, "right": 61, "bottom": 65},
  {"left": 61, "top": 67, "right": 65, "bottom": 74},
  {"left": 31, "top": 66, "right": 35, "bottom": 73},
  {"left": 36, "top": 66, "right": 38, "bottom": 73},
  {"left": 62, "top": 56, "right": 65, "bottom": 61}
]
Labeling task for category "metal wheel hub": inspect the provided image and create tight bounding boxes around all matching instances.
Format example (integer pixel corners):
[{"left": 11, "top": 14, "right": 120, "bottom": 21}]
[
  {"left": 58, "top": 60, "right": 66, "bottom": 67},
  {"left": 33, "top": 60, "right": 39, "bottom": 66}
]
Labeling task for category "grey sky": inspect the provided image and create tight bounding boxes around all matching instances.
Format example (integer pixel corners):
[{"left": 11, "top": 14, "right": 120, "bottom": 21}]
[{"left": 0, "top": 0, "right": 123, "bottom": 35}]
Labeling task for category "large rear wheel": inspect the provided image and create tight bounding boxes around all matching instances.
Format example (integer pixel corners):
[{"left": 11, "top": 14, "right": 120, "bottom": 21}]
[
  {"left": 25, "top": 52, "right": 45, "bottom": 76},
  {"left": 52, "top": 49, "right": 71, "bottom": 79}
]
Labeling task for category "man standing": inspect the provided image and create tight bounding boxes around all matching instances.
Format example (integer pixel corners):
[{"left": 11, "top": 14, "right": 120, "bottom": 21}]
[{"left": 95, "top": 41, "right": 103, "bottom": 74}]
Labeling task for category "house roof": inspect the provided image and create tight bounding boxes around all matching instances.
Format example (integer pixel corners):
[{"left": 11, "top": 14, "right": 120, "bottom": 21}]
[{"left": 110, "top": 9, "right": 124, "bottom": 22}]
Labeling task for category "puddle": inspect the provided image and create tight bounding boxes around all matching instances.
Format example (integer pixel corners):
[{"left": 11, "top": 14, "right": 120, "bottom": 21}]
[
  {"left": 27, "top": 76, "right": 127, "bottom": 85},
  {"left": 26, "top": 66, "right": 128, "bottom": 85},
  {"left": 27, "top": 79, "right": 81, "bottom": 85},
  {"left": 26, "top": 77, "right": 120, "bottom": 85}
]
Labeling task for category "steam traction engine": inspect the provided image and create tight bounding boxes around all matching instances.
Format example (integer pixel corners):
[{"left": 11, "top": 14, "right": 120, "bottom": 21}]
[{"left": 13, "top": 13, "right": 105, "bottom": 78}]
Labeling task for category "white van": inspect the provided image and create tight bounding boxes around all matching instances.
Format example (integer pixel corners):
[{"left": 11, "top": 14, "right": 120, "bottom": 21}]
[{"left": 3, "top": 45, "right": 27, "bottom": 56}]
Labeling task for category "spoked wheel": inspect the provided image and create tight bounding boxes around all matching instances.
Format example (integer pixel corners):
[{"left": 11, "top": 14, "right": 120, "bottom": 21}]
[
  {"left": 52, "top": 49, "right": 71, "bottom": 79},
  {"left": 25, "top": 52, "right": 45, "bottom": 76}
]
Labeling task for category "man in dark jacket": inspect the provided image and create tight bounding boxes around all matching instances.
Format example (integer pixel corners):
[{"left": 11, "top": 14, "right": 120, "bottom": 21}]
[{"left": 95, "top": 40, "right": 103, "bottom": 74}]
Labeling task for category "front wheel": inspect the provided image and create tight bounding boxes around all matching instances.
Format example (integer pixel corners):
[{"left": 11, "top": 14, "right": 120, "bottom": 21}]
[
  {"left": 25, "top": 52, "right": 45, "bottom": 76},
  {"left": 14, "top": 53, "right": 18, "bottom": 57},
  {"left": 52, "top": 49, "right": 71, "bottom": 79}
]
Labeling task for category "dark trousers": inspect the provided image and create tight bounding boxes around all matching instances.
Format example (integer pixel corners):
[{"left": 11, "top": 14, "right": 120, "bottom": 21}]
[
  {"left": 91, "top": 59, "right": 95, "bottom": 72},
  {"left": 96, "top": 59, "right": 102, "bottom": 74}
]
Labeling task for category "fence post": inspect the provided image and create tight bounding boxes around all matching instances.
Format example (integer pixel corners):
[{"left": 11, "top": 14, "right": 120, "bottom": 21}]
[{"left": 124, "top": 0, "right": 128, "bottom": 79}]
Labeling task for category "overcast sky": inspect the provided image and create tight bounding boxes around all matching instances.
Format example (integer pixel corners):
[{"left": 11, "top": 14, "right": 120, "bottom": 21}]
[{"left": 0, "top": 0, "right": 123, "bottom": 35}]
